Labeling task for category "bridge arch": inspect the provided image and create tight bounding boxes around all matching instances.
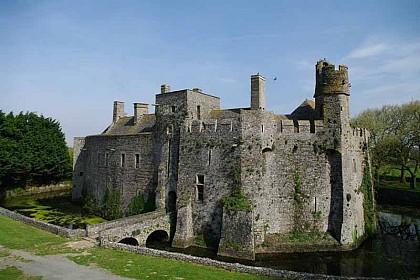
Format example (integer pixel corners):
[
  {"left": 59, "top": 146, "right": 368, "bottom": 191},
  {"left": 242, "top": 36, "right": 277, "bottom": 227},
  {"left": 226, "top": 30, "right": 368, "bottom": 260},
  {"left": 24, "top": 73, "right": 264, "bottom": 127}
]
[
  {"left": 118, "top": 237, "right": 139, "bottom": 246},
  {"left": 146, "top": 230, "right": 169, "bottom": 248}
]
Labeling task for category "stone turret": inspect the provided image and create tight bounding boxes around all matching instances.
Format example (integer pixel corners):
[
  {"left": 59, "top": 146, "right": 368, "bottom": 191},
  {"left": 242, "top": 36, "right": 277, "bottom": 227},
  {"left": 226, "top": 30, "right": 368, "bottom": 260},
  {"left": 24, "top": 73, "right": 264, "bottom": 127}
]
[
  {"left": 250, "top": 74, "right": 266, "bottom": 110},
  {"left": 314, "top": 59, "right": 351, "bottom": 139}
]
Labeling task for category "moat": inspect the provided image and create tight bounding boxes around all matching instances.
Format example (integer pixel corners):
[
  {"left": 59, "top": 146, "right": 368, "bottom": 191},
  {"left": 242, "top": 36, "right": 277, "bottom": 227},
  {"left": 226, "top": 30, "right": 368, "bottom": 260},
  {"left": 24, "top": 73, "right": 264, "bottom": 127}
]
[
  {"left": 1, "top": 192, "right": 106, "bottom": 229},
  {"left": 2, "top": 194, "right": 420, "bottom": 278}
]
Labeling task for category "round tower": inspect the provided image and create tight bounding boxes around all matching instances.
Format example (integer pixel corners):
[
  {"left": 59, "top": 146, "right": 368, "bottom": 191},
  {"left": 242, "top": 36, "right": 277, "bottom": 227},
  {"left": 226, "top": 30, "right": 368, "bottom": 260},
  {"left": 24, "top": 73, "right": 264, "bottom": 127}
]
[{"left": 314, "top": 59, "right": 351, "bottom": 135}]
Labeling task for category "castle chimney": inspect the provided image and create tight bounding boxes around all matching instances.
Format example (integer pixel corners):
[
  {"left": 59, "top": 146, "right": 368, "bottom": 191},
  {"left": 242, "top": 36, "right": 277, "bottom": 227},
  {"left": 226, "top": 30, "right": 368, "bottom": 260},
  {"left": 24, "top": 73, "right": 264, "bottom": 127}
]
[
  {"left": 161, "top": 84, "right": 171, "bottom": 94},
  {"left": 133, "top": 103, "right": 149, "bottom": 124},
  {"left": 192, "top": 88, "right": 203, "bottom": 93},
  {"left": 250, "top": 74, "right": 266, "bottom": 110},
  {"left": 113, "top": 101, "right": 125, "bottom": 123}
]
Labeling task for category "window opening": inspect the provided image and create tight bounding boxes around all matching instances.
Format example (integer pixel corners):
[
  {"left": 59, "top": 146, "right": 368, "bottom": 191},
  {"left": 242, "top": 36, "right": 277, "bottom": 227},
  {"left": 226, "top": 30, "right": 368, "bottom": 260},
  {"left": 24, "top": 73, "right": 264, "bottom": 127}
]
[
  {"left": 353, "top": 159, "right": 357, "bottom": 173},
  {"left": 171, "top": 106, "right": 176, "bottom": 113},
  {"left": 196, "top": 175, "right": 204, "bottom": 202},
  {"left": 208, "top": 149, "right": 212, "bottom": 165},
  {"left": 121, "top": 153, "right": 126, "bottom": 167},
  {"left": 261, "top": 125, "right": 264, "bottom": 133},
  {"left": 135, "top": 154, "right": 140, "bottom": 168},
  {"left": 97, "top": 152, "right": 101, "bottom": 166},
  {"left": 196, "top": 105, "right": 201, "bottom": 120}
]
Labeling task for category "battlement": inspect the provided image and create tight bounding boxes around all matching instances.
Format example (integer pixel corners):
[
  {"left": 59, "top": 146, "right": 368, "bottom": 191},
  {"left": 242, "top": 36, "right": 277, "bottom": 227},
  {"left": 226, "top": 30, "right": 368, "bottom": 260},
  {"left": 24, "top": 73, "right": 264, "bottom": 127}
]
[
  {"left": 186, "top": 119, "right": 235, "bottom": 133},
  {"left": 278, "top": 119, "right": 324, "bottom": 134},
  {"left": 352, "top": 127, "right": 370, "bottom": 140},
  {"left": 315, "top": 59, "right": 350, "bottom": 97}
]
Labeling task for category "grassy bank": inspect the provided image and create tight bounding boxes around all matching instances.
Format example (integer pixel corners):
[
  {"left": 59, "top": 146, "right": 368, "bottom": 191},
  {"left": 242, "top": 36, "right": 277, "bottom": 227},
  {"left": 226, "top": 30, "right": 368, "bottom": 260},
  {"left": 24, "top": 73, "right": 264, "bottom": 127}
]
[
  {"left": 0, "top": 215, "right": 274, "bottom": 280},
  {"left": 379, "top": 180, "right": 420, "bottom": 193},
  {"left": 0, "top": 266, "right": 42, "bottom": 280},
  {"left": 69, "top": 247, "right": 273, "bottom": 280}
]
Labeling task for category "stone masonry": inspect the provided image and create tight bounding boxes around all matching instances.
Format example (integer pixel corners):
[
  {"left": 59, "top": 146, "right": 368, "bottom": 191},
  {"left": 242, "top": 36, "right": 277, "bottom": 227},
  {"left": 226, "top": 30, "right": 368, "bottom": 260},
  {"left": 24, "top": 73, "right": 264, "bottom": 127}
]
[{"left": 73, "top": 59, "right": 372, "bottom": 260}]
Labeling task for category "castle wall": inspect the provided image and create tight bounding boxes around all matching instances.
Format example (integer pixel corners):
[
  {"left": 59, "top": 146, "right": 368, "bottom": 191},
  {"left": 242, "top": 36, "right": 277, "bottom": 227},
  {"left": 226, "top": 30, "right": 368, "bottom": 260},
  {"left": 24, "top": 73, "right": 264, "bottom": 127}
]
[
  {"left": 339, "top": 129, "right": 369, "bottom": 243},
  {"left": 239, "top": 112, "right": 332, "bottom": 250},
  {"left": 73, "top": 137, "right": 86, "bottom": 201},
  {"left": 75, "top": 134, "right": 155, "bottom": 213},
  {"left": 175, "top": 110, "right": 242, "bottom": 250}
]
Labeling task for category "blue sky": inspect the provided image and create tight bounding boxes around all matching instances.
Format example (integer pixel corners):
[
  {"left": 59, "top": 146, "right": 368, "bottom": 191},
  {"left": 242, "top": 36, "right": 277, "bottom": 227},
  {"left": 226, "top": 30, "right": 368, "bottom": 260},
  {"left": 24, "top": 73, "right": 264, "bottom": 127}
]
[{"left": 1, "top": 0, "right": 419, "bottom": 146}]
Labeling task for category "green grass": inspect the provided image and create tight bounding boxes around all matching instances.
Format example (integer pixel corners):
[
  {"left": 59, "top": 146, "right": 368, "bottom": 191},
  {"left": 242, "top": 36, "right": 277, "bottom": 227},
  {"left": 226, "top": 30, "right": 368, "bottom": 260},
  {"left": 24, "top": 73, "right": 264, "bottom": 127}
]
[
  {"left": 379, "top": 165, "right": 420, "bottom": 179},
  {"left": 0, "top": 266, "right": 42, "bottom": 280},
  {"left": 0, "top": 215, "right": 77, "bottom": 255},
  {"left": 287, "top": 231, "right": 325, "bottom": 242},
  {"left": 68, "top": 247, "right": 273, "bottom": 280},
  {"left": 0, "top": 215, "right": 275, "bottom": 279},
  {"left": 0, "top": 249, "right": 11, "bottom": 258},
  {"left": 378, "top": 180, "right": 420, "bottom": 193}
]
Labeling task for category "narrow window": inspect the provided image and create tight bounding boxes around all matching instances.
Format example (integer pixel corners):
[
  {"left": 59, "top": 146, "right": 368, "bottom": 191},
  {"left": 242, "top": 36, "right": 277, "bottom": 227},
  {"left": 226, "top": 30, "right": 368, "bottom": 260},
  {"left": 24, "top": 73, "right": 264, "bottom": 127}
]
[
  {"left": 135, "top": 154, "right": 140, "bottom": 168},
  {"left": 353, "top": 159, "right": 357, "bottom": 173},
  {"left": 121, "top": 153, "right": 126, "bottom": 167},
  {"left": 261, "top": 125, "right": 264, "bottom": 133},
  {"left": 196, "top": 175, "right": 204, "bottom": 202},
  {"left": 196, "top": 105, "right": 201, "bottom": 120},
  {"left": 105, "top": 153, "right": 109, "bottom": 167},
  {"left": 79, "top": 172, "right": 83, "bottom": 176},
  {"left": 208, "top": 149, "right": 212, "bottom": 165},
  {"left": 97, "top": 152, "right": 101, "bottom": 166},
  {"left": 171, "top": 106, "right": 176, "bottom": 113}
]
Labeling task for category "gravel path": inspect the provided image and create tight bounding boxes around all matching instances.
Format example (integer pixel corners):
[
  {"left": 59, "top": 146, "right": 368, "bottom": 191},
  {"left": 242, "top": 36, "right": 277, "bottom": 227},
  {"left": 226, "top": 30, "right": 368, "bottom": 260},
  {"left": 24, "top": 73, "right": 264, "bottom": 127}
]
[{"left": 0, "top": 246, "right": 134, "bottom": 280}]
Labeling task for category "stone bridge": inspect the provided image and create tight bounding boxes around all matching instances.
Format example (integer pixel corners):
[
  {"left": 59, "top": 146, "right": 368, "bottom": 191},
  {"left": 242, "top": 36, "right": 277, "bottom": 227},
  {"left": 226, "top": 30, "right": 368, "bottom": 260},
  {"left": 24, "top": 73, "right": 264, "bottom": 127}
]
[{"left": 86, "top": 209, "right": 171, "bottom": 246}]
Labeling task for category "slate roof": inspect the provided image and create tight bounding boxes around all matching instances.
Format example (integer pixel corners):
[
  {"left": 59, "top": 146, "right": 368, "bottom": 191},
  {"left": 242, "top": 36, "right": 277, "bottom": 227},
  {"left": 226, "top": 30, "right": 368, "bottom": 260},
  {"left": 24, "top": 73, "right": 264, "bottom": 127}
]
[
  {"left": 103, "top": 114, "right": 156, "bottom": 135},
  {"left": 288, "top": 99, "right": 316, "bottom": 120}
]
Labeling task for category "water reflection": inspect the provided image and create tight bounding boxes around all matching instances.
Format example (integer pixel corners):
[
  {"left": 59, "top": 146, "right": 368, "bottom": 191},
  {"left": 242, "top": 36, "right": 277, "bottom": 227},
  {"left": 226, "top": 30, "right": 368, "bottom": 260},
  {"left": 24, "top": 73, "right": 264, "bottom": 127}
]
[
  {"left": 166, "top": 205, "right": 420, "bottom": 278},
  {"left": 252, "top": 205, "right": 420, "bottom": 278}
]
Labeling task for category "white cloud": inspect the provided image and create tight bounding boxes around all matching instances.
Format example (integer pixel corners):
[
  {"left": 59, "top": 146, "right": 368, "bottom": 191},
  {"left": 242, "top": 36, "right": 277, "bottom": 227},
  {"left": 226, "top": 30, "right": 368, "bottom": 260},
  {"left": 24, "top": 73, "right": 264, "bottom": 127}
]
[
  {"left": 343, "top": 37, "right": 420, "bottom": 114},
  {"left": 347, "top": 43, "right": 389, "bottom": 59}
]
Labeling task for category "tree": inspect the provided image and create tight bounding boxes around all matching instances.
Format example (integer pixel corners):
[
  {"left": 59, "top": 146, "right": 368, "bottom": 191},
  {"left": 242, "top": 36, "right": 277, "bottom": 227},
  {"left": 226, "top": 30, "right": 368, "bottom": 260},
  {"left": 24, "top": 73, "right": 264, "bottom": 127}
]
[
  {"left": 0, "top": 111, "right": 72, "bottom": 189},
  {"left": 352, "top": 101, "right": 420, "bottom": 189}
]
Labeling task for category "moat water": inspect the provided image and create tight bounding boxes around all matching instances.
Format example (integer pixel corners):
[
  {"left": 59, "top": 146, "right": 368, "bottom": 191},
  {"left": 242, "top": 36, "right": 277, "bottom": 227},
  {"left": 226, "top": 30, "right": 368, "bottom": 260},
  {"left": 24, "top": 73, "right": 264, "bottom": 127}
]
[
  {"left": 1, "top": 192, "right": 106, "bottom": 229},
  {"left": 2, "top": 194, "right": 420, "bottom": 278}
]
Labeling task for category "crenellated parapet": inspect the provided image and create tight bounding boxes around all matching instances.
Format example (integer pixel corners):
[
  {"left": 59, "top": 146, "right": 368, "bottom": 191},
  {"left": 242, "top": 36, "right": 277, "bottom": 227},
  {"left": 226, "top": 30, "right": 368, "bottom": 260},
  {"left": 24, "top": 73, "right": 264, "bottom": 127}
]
[
  {"left": 315, "top": 59, "right": 350, "bottom": 97},
  {"left": 277, "top": 119, "right": 325, "bottom": 135}
]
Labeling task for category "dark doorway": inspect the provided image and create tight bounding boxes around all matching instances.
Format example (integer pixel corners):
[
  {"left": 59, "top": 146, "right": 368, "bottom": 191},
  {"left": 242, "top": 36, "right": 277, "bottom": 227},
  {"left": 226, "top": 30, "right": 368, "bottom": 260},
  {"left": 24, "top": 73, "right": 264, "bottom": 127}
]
[
  {"left": 168, "top": 191, "right": 177, "bottom": 212},
  {"left": 168, "top": 191, "right": 177, "bottom": 244}
]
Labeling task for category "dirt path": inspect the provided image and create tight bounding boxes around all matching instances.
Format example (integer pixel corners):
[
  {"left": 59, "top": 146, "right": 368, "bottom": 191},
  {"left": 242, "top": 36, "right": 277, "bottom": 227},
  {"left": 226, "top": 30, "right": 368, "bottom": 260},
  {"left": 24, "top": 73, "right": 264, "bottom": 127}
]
[{"left": 0, "top": 244, "right": 134, "bottom": 280}]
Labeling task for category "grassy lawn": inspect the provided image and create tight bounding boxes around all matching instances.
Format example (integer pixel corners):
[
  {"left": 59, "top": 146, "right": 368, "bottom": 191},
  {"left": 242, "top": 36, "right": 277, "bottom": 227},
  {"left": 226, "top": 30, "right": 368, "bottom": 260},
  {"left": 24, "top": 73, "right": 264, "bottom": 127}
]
[
  {"left": 0, "top": 215, "right": 75, "bottom": 256},
  {"left": 378, "top": 180, "right": 420, "bottom": 193},
  {"left": 379, "top": 165, "right": 420, "bottom": 179},
  {"left": 69, "top": 247, "right": 273, "bottom": 280},
  {"left": 0, "top": 266, "right": 42, "bottom": 280},
  {"left": 0, "top": 215, "right": 275, "bottom": 280}
]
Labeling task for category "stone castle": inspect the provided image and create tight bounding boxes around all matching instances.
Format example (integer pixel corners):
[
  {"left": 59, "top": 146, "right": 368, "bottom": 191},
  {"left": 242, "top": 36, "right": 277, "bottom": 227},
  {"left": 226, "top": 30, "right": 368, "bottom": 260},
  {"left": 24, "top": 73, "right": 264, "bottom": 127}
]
[{"left": 73, "top": 59, "right": 372, "bottom": 259}]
